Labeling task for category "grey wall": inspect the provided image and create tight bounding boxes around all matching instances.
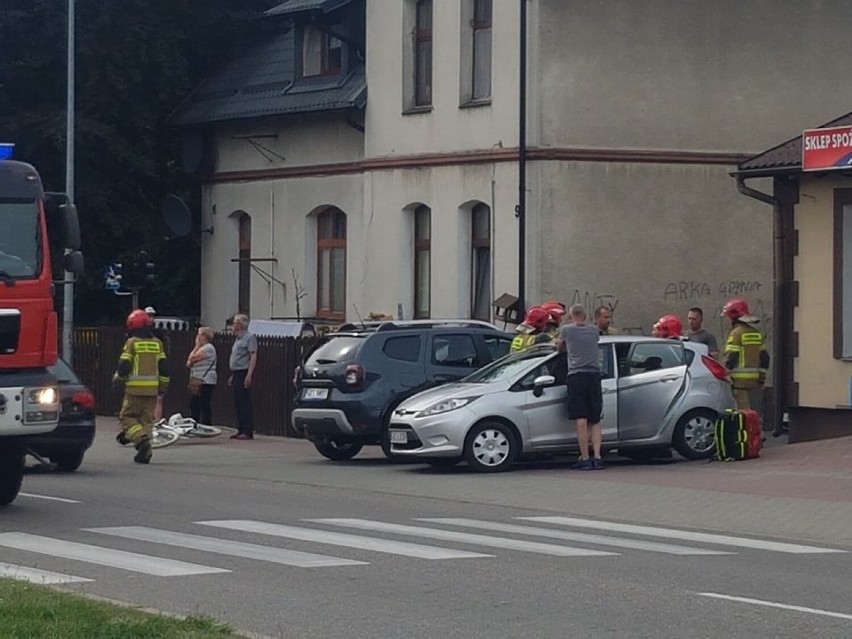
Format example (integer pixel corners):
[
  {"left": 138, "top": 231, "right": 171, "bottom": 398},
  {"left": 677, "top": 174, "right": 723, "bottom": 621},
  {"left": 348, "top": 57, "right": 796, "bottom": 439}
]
[
  {"left": 534, "top": 161, "right": 773, "bottom": 344},
  {"left": 537, "top": 0, "right": 852, "bottom": 151}
]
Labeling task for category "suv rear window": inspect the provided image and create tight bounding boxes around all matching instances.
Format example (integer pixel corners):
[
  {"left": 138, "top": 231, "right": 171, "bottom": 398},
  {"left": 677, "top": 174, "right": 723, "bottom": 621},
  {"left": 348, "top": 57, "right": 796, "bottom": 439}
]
[{"left": 305, "top": 336, "right": 364, "bottom": 366}]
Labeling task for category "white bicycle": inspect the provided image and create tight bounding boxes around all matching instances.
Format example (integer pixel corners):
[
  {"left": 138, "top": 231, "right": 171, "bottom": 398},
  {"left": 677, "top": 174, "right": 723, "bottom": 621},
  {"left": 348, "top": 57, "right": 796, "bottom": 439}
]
[{"left": 150, "top": 413, "right": 223, "bottom": 448}]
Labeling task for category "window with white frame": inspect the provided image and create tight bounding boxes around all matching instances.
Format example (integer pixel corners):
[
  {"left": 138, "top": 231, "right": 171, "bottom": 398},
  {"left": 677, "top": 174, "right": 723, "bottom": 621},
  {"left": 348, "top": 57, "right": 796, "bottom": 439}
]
[
  {"left": 835, "top": 190, "right": 852, "bottom": 358},
  {"left": 302, "top": 26, "right": 343, "bottom": 78},
  {"left": 414, "top": 205, "right": 431, "bottom": 319},
  {"left": 471, "top": 203, "right": 491, "bottom": 320},
  {"left": 471, "top": 0, "right": 492, "bottom": 100}
]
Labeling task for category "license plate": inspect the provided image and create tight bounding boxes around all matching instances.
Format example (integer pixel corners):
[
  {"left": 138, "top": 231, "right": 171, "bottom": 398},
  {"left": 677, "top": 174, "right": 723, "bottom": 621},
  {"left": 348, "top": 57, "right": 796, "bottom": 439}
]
[
  {"left": 302, "top": 388, "right": 329, "bottom": 400},
  {"left": 390, "top": 430, "right": 408, "bottom": 444}
]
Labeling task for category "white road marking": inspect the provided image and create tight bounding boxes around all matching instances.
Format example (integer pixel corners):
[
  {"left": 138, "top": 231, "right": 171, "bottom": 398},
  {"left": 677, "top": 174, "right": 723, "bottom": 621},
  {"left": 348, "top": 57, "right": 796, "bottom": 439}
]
[
  {"left": 698, "top": 592, "right": 852, "bottom": 621},
  {"left": 199, "top": 520, "right": 494, "bottom": 560},
  {"left": 308, "top": 519, "right": 617, "bottom": 557},
  {"left": 88, "top": 526, "right": 367, "bottom": 568},
  {"left": 0, "top": 533, "right": 227, "bottom": 577},
  {"left": 519, "top": 516, "right": 848, "bottom": 554},
  {"left": 419, "top": 518, "right": 732, "bottom": 556},
  {"left": 18, "top": 492, "right": 81, "bottom": 504},
  {"left": 0, "top": 562, "right": 93, "bottom": 584}
]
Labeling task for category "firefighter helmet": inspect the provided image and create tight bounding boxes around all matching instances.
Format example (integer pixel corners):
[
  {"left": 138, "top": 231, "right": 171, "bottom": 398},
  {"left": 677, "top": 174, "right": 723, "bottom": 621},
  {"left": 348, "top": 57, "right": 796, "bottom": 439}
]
[
  {"left": 541, "top": 300, "right": 566, "bottom": 324},
  {"left": 653, "top": 314, "right": 682, "bottom": 339},
  {"left": 126, "top": 309, "right": 152, "bottom": 330},
  {"left": 722, "top": 298, "right": 750, "bottom": 321},
  {"left": 522, "top": 306, "right": 551, "bottom": 332}
]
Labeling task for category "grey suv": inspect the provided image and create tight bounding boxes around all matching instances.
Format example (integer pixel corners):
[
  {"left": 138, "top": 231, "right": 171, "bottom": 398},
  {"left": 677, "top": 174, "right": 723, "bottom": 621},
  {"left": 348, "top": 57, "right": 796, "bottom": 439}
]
[{"left": 292, "top": 320, "right": 513, "bottom": 461}]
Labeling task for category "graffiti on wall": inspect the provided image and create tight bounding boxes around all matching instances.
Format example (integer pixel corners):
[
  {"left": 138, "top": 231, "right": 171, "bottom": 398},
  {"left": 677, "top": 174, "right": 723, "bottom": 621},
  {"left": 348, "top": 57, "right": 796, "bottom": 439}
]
[
  {"left": 568, "top": 289, "right": 620, "bottom": 314},
  {"left": 662, "top": 280, "right": 763, "bottom": 301},
  {"left": 659, "top": 279, "right": 772, "bottom": 346}
]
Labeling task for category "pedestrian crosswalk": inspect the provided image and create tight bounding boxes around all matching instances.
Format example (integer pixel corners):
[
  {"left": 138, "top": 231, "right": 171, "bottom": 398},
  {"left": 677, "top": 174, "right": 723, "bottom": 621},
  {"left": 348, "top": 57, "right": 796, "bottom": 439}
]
[{"left": 0, "top": 516, "right": 845, "bottom": 586}]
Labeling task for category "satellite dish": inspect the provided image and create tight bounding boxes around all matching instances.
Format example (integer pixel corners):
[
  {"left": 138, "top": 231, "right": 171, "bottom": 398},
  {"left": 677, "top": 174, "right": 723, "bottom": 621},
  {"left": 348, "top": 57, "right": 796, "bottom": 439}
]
[{"left": 161, "top": 195, "right": 192, "bottom": 238}]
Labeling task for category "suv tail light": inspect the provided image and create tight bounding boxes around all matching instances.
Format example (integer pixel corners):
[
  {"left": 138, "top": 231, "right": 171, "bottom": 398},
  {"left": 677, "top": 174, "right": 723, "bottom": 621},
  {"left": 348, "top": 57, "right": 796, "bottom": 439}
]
[
  {"left": 701, "top": 355, "right": 730, "bottom": 382},
  {"left": 293, "top": 366, "right": 301, "bottom": 387},
  {"left": 71, "top": 390, "right": 95, "bottom": 411},
  {"left": 344, "top": 364, "right": 364, "bottom": 387}
]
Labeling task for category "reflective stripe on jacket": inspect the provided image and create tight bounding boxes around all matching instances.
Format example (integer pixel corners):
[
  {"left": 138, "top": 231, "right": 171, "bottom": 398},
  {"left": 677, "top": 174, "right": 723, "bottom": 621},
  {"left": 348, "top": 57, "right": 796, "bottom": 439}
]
[
  {"left": 114, "top": 337, "right": 169, "bottom": 396},
  {"left": 510, "top": 333, "right": 538, "bottom": 352}
]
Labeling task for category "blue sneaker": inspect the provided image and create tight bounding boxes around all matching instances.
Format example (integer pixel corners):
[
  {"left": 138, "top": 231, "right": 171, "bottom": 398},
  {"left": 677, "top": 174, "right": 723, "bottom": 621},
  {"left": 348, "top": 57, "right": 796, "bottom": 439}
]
[
  {"left": 571, "top": 458, "right": 593, "bottom": 470},
  {"left": 591, "top": 458, "right": 605, "bottom": 470}
]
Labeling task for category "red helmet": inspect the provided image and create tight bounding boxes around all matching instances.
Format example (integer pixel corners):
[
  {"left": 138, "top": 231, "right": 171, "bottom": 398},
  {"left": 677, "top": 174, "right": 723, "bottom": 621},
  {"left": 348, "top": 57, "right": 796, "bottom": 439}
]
[
  {"left": 722, "top": 298, "right": 750, "bottom": 321},
  {"left": 541, "top": 301, "right": 566, "bottom": 324},
  {"left": 522, "top": 306, "right": 551, "bottom": 332},
  {"left": 653, "top": 314, "right": 682, "bottom": 339},
  {"left": 126, "top": 309, "right": 152, "bottom": 330}
]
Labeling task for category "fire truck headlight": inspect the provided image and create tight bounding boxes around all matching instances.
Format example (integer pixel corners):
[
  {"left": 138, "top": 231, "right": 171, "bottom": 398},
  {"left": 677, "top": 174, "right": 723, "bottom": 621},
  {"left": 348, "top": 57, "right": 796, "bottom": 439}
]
[{"left": 23, "top": 387, "right": 60, "bottom": 424}]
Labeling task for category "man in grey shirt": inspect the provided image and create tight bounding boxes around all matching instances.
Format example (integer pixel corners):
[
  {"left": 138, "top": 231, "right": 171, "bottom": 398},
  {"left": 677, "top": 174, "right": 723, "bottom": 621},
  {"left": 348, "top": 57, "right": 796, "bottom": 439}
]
[
  {"left": 686, "top": 307, "right": 719, "bottom": 359},
  {"left": 557, "top": 304, "right": 604, "bottom": 470},
  {"left": 228, "top": 314, "right": 258, "bottom": 440}
]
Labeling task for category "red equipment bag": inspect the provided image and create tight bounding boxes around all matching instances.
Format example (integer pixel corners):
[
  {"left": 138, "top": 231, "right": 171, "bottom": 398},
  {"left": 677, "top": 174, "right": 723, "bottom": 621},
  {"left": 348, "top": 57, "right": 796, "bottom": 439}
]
[{"left": 714, "top": 409, "right": 762, "bottom": 461}]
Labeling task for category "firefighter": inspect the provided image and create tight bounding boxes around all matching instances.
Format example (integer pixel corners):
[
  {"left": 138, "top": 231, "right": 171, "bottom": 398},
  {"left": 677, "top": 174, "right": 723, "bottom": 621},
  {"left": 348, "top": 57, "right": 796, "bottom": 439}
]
[
  {"left": 721, "top": 298, "right": 769, "bottom": 410},
  {"left": 510, "top": 306, "right": 550, "bottom": 352},
  {"left": 113, "top": 309, "right": 170, "bottom": 464},
  {"left": 536, "top": 300, "right": 567, "bottom": 344},
  {"left": 651, "top": 314, "right": 683, "bottom": 339}
]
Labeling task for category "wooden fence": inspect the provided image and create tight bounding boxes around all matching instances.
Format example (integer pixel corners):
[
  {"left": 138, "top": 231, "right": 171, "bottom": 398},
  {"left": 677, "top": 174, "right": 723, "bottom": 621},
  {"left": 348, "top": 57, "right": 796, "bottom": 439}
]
[{"left": 72, "top": 327, "right": 311, "bottom": 437}]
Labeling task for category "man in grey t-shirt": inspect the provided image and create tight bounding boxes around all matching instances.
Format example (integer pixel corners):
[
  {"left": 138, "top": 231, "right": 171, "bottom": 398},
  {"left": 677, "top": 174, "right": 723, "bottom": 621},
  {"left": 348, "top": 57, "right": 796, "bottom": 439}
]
[
  {"left": 228, "top": 314, "right": 258, "bottom": 439},
  {"left": 557, "top": 304, "right": 604, "bottom": 470},
  {"left": 686, "top": 307, "right": 719, "bottom": 359}
]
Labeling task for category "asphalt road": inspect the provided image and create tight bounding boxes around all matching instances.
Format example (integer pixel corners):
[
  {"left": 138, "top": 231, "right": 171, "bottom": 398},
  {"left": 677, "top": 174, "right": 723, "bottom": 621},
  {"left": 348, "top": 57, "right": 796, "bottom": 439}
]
[{"left": 2, "top": 424, "right": 851, "bottom": 639}]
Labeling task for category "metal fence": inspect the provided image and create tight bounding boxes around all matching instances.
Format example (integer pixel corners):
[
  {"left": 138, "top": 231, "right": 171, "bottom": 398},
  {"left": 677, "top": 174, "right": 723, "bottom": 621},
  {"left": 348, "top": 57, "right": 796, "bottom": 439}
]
[{"left": 72, "top": 327, "right": 310, "bottom": 437}]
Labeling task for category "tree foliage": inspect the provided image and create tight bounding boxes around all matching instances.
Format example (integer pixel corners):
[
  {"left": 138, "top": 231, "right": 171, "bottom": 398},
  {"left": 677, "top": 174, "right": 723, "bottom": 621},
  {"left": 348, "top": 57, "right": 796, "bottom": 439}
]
[{"left": 0, "top": 0, "right": 279, "bottom": 323}]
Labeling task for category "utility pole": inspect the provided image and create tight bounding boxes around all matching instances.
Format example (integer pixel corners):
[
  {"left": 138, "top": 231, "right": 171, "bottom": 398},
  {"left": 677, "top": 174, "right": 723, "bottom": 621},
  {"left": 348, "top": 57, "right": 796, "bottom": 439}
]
[{"left": 62, "top": 0, "right": 76, "bottom": 365}]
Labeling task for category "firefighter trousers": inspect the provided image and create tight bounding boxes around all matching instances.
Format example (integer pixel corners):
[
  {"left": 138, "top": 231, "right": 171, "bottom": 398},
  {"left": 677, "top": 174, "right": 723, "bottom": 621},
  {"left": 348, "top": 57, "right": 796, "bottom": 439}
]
[{"left": 119, "top": 395, "right": 156, "bottom": 445}]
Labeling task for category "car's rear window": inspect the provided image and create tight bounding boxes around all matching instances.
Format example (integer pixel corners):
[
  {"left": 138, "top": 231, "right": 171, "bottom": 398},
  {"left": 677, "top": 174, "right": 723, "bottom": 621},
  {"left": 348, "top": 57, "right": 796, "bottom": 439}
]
[
  {"left": 305, "top": 336, "right": 365, "bottom": 366},
  {"left": 48, "top": 358, "right": 79, "bottom": 384}
]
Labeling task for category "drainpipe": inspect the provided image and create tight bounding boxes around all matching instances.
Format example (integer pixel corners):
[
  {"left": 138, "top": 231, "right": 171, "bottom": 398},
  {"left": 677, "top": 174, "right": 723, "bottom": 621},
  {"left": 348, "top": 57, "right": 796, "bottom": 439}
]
[
  {"left": 516, "top": 0, "right": 528, "bottom": 313},
  {"left": 735, "top": 176, "right": 786, "bottom": 435}
]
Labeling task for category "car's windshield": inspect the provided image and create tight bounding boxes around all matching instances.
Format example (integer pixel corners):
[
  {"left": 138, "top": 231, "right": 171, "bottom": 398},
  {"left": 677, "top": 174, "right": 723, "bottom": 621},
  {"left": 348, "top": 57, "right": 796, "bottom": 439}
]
[
  {"left": 463, "top": 347, "right": 552, "bottom": 384},
  {"left": 0, "top": 199, "right": 40, "bottom": 278}
]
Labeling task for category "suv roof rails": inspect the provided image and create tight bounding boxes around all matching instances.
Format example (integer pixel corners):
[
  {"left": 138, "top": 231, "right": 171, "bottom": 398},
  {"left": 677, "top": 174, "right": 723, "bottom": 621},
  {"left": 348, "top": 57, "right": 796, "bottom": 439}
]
[{"left": 370, "top": 319, "right": 502, "bottom": 332}]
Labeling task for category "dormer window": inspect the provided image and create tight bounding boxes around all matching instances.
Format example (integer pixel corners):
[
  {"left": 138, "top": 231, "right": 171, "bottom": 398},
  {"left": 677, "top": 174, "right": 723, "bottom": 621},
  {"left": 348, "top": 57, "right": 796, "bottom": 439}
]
[{"left": 302, "top": 26, "right": 343, "bottom": 78}]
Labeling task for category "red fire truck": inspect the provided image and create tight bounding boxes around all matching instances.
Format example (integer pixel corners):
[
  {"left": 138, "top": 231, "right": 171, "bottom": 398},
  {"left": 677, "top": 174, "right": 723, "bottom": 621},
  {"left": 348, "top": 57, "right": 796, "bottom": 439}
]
[{"left": 0, "top": 146, "right": 83, "bottom": 505}]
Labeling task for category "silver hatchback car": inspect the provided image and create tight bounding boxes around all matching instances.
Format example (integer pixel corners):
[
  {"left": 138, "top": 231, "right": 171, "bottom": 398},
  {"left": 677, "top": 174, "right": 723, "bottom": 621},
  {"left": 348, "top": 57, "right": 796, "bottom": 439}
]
[{"left": 389, "top": 336, "right": 736, "bottom": 472}]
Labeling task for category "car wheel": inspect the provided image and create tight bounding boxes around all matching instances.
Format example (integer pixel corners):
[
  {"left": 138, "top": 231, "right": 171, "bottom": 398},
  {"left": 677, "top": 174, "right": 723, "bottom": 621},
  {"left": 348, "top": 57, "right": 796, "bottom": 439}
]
[
  {"left": 425, "top": 457, "right": 461, "bottom": 469},
  {"left": 463, "top": 421, "right": 517, "bottom": 473},
  {"left": 313, "top": 437, "right": 364, "bottom": 461},
  {"left": 672, "top": 409, "right": 717, "bottom": 460},
  {"left": 52, "top": 450, "right": 85, "bottom": 472},
  {"left": 0, "top": 446, "right": 24, "bottom": 506}
]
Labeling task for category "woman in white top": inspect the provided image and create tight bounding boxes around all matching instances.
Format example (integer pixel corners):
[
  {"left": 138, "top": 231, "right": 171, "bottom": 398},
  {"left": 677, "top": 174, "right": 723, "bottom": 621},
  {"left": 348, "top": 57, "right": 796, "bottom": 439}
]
[{"left": 186, "top": 326, "right": 217, "bottom": 426}]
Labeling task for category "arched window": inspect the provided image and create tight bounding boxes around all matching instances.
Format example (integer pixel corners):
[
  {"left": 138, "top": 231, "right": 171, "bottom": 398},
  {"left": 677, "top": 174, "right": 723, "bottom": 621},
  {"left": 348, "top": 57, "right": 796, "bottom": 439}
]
[
  {"left": 413, "top": 205, "right": 431, "bottom": 318},
  {"left": 317, "top": 208, "right": 346, "bottom": 317},
  {"left": 471, "top": 203, "right": 491, "bottom": 320},
  {"left": 238, "top": 213, "right": 251, "bottom": 314}
]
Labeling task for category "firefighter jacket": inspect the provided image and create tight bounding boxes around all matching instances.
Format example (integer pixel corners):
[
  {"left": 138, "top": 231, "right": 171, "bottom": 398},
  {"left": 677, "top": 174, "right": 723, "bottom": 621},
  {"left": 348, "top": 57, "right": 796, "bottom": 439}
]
[
  {"left": 511, "top": 332, "right": 539, "bottom": 352},
  {"left": 723, "top": 321, "right": 769, "bottom": 390},
  {"left": 113, "top": 330, "right": 170, "bottom": 397}
]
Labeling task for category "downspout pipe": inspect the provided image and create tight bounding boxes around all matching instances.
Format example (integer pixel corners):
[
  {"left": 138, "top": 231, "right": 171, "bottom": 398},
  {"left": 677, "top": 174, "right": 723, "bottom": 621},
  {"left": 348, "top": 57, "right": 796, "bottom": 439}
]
[
  {"left": 516, "top": 0, "right": 528, "bottom": 314},
  {"left": 736, "top": 175, "right": 786, "bottom": 435}
]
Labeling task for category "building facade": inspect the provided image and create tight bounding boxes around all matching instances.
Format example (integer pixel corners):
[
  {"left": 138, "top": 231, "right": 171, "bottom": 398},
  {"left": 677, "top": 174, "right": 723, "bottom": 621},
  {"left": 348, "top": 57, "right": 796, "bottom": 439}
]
[{"left": 171, "top": 1, "right": 852, "bottom": 376}]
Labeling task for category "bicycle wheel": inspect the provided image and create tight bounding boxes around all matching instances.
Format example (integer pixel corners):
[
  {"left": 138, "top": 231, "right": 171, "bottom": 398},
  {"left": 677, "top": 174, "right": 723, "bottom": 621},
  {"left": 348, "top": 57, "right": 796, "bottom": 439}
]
[
  {"left": 190, "top": 424, "right": 222, "bottom": 438},
  {"left": 150, "top": 428, "right": 180, "bottom": 449}
]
